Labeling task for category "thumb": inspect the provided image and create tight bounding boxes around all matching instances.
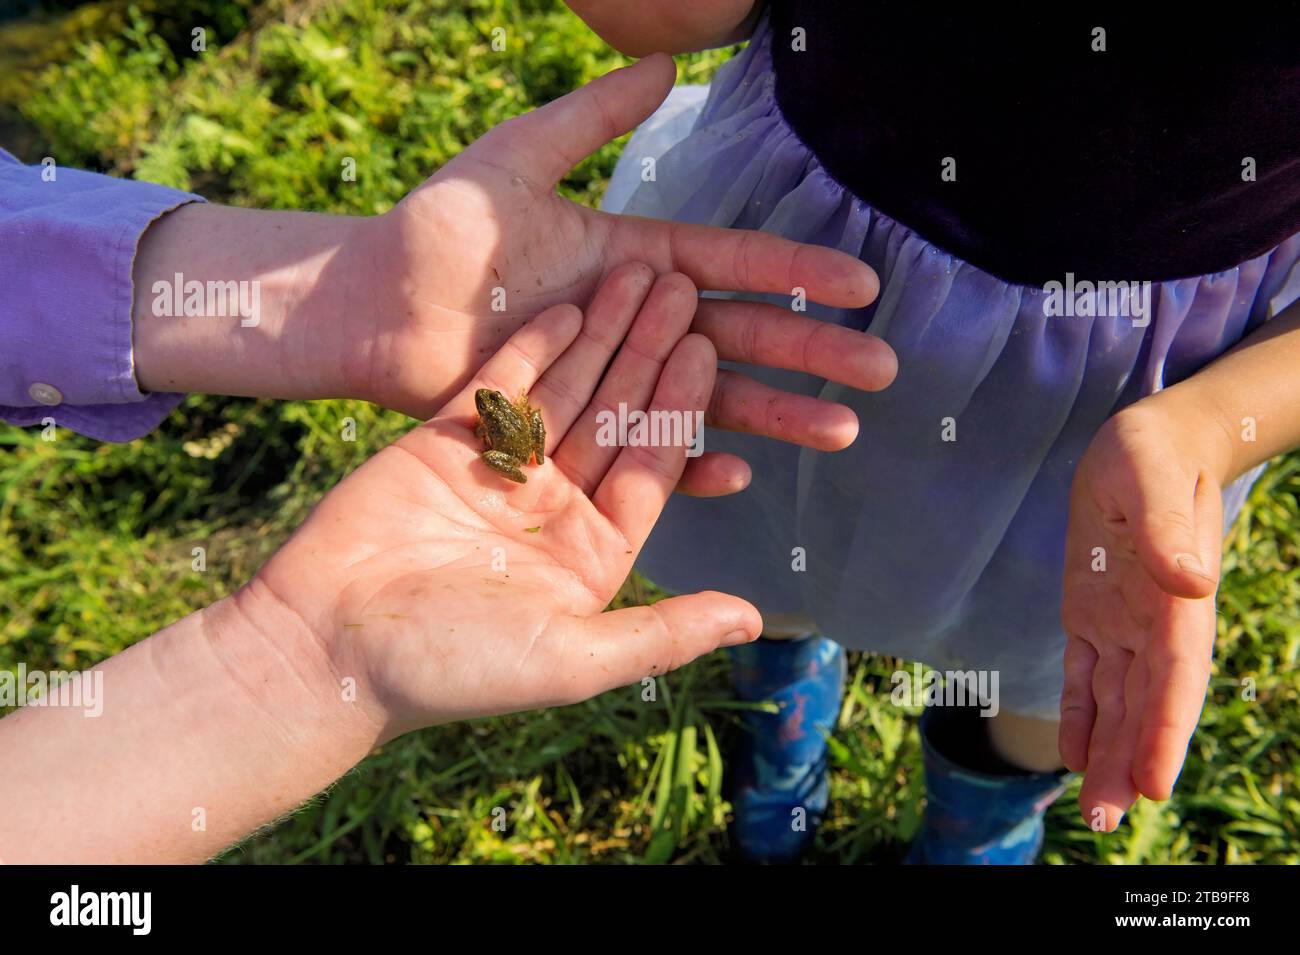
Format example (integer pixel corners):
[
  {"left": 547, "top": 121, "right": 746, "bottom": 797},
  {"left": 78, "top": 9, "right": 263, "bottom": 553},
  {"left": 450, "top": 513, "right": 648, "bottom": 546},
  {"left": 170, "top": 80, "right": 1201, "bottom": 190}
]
[
  {"left": 469, "top": 53, "right": 676, "bottom": 187},
  {"left": 1128, "top": 470, "right": 1223, "bottom": 599},
  {"left": 550, "top": 592, "right": 760, "bottom": 704}
]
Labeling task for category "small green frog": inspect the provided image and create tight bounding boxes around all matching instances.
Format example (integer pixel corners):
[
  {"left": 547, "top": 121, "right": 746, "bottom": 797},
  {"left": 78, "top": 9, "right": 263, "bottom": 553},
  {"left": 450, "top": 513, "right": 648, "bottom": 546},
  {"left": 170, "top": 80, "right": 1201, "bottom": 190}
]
[{"left": 474, "top": 388, "right": 545, "bottom": 484}]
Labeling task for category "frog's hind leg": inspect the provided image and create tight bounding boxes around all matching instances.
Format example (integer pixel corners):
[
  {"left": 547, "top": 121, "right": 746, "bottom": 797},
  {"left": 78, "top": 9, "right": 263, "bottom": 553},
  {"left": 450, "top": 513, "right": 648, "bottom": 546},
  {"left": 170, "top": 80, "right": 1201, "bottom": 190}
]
[
  {"left": 528, "top": 408, "right": 546, "bottom": 465},
  {"left": 482, "top": 450, "right": 528, "bottom": 484}
]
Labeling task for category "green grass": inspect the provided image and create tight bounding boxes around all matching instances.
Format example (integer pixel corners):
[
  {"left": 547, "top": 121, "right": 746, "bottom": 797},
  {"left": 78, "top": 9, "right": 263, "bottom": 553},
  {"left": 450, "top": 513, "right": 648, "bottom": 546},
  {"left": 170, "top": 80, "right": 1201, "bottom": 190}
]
[{"left": 1, "top": 0, "right": 1296, "bottom": 864}]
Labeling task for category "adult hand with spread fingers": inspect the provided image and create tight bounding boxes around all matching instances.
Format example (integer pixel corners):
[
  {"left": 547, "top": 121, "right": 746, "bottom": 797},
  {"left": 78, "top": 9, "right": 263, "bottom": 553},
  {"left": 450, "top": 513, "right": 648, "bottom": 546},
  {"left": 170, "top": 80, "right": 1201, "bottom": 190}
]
[{"left": 130, "top": 55, "right": 896, "bottom": 495}]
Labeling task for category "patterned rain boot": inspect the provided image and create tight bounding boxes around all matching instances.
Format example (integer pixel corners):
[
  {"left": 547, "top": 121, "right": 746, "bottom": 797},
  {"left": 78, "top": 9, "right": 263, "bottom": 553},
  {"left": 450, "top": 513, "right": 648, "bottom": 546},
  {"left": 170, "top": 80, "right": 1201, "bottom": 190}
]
[
  {"left": 728, "top": 636, "right": 846, "bottom": 863},
  {"left": 906, "top": 705, "right": 1070, "bottom": 864}
]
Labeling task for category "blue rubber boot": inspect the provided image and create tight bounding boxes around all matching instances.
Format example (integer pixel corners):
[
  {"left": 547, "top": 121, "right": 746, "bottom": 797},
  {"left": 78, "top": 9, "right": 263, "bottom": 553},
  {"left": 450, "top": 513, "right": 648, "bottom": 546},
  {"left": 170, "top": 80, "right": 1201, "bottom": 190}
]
[
  {"left": 728, "top": 636, "right": 846, "bottom": 863},
  {"left": 906, "top": 706, "right": 1070, "bottom": 865}
]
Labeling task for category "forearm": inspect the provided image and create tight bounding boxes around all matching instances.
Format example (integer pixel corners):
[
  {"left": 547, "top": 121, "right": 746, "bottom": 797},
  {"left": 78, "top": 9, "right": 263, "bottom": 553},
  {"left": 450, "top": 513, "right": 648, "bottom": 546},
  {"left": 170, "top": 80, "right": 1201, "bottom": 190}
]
[
  {"left": 0, "top": 583, "right": 380, "bottom": 863},
  {"left": 564, "top": 0, "right": 760, "bottom": 56},
  {"left": 131, "top": 203, "right": 367, "bottom": 401},
  {"left": 1154, "top": 299, "right": 1300, "bottom": 481}
]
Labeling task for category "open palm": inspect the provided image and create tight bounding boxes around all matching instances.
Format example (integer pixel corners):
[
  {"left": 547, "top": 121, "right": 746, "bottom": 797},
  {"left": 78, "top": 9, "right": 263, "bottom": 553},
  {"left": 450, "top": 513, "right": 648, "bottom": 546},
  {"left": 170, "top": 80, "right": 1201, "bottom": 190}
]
[
  {"left": 345, "top": 54, "right": 895, "bottom": 483},
  {"left": 258, "top": 266, "right": 760, "bottom": 740},
  {"left": 1060, "top": 402, "right": 1225, "bottom": 830}
]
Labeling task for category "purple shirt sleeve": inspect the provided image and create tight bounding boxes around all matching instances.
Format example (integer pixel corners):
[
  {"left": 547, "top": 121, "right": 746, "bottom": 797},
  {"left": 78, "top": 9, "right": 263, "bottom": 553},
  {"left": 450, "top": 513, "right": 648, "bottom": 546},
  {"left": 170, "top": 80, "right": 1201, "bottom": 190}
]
[{"left": 0, "top": 147, "right": 205, "bottom": 442}]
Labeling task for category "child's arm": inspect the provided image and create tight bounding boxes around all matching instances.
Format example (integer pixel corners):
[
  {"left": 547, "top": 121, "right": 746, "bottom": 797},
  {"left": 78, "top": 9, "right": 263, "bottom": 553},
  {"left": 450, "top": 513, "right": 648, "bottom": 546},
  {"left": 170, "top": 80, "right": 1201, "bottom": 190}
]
[
  {"left": 0, "top": 273, "right": 761, "bottom": 863},
  {"left": 1060, "top": 298, "right": 1300, "bottom": 830},
  {"left": 564, "top": 1, "right": 761, "bottom": 56},
  {"left": 1165, "top": 299, "right": 1300, "bottom": 478}
]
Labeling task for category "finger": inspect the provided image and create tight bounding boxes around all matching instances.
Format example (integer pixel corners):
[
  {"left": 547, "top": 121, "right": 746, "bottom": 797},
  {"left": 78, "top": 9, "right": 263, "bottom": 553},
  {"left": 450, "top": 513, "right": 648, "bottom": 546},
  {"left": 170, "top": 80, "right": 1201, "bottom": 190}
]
[
  {"left": 471, "top": 54, "right": 676, "bottom": 188},
  {"left": 708, "top": 369, "right": 859, "bottom": 452},
  {"left": 677, "top": 452, "right": 752, "bottom": 497},
  {"left": 553, "top": 273, "right": 700, "bottom": 494},
  {"left": 531, "top": 262, "right": 657, "bottom": 447},
  {"left": 610, "top": 214, "right": 880, "bottom": 308},
  {"left": 545, "top": 592, "right": 762, "bottom": 705},
  {"left": 1078, "top": 655, "right": 1145, "bottom": 832},
  {"left": 692, "top": 298, "right": 898, "bottom": 392},
  {"left": 1059, "top": 635, "right": 1099, "bottom": 773},
  {"left": 1130, "top": 475, "right": 1222, "bottom": 799},
  {"left": 1060, "top": 490, "right": 1102, "bottom": 777},
  {"left": 1077, "top": 776, "right": 1137, "bottom": 835},
  {"left": 1084, "top": 647, "right": 1131, "bottom": 789},
  {"left": 1133, "top": 596, "right": 1216, "bottom": 800},
  {"left": 594, "top": 334, "right": 716, "bottom": 550},
  {"left": 1127, "top": 470, "right": 1220, "bottom": 600},
  {"left": 435, "top": 304, "right": 583, "bottom": 422}
]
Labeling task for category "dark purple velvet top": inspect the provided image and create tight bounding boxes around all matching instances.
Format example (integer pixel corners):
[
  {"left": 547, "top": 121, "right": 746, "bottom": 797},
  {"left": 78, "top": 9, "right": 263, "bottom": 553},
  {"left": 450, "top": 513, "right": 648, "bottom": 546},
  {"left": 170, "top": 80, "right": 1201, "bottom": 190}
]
[{"left": 769, "top": 2, "right": 1300, "bottom": 285}]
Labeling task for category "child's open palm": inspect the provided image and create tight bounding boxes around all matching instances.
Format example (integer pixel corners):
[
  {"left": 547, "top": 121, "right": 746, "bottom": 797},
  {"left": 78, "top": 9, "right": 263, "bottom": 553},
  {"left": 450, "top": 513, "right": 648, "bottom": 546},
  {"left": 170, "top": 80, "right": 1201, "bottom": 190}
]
[
  {"left": 255, "top": 266, "right": 761, "bottom": 741},
  {"left": 1060, "top": 398, "right": 1232, "bottom": 831}
]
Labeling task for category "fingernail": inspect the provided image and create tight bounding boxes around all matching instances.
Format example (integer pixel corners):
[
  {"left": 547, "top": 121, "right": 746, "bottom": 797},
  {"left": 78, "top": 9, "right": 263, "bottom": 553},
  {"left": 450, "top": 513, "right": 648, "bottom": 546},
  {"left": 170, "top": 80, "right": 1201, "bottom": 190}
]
[
  {"left": 1175, "top": 553, "right": 1216, "bottom": 582},
  {"left": 723, "top": 629, "right": 754, "bottom": 646}
]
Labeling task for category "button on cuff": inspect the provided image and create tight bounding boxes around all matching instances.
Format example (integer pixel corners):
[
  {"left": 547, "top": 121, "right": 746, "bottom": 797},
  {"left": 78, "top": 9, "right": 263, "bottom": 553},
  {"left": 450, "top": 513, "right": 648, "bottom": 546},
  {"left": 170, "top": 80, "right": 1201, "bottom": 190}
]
[{"left": 28, "top": 382, "right": 63, "bottom": 406}]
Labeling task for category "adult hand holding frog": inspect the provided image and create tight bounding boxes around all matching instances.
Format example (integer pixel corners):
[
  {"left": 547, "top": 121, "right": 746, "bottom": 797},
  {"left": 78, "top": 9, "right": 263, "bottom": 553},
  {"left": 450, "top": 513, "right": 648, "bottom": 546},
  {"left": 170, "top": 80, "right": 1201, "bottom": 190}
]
[
  {"left": 132, "top": 54, "right": 896, "bottom": 495},
  {"left": 0, "top": 266, "right": 760, "bottom": 863}
]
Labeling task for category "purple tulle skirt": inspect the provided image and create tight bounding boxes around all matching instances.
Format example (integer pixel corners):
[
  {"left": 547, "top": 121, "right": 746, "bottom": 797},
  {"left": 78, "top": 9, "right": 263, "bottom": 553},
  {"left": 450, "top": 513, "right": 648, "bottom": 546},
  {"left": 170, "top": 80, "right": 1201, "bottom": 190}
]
[{"left": 603, "top": 19, "right": 1300, "bottom": 718}]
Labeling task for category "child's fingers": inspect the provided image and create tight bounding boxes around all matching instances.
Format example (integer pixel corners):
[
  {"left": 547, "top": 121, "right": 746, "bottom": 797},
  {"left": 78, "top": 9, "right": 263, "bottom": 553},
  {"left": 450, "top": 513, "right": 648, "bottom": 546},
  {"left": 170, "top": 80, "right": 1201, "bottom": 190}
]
[
  {"left": 1078, "top": 658, "right": 1145, "bottom": 832},
  {"left": 593, "top": 334, "right": 716, "bottom": 552},
  {"left": 1059, "top": 635, "right": 1099, "bottom": 773},
  {"left": 692, "top": 298, "right": 898, "bottom": 393},
  {"left": 1060, "top": 496, "right": 1103, "bottom": 772},
  {"left": 530, "top": 262, "right": 655, "bottom": 449},
  {"left": 1133, "top": 598, "right": 1216, "bottom": 800},
  {"left": 1082, "top": 647, "right": 1131, "bottom": 785},
  {"left": 552, "top": 273, "right": 699, "bottom": 495},
  {"left": 709, "top": 369, "right": 860, "bottom": 452},
  {"left": 1127, "top": 471, "right": 1222, "bottom": 600},
  {"left": 1085, "top": 647, "right": 1129, "bottom": 753},
  {"left": 677, "top": 452, "right": 752, "bottom": 498},
  {"left": 433, "top": 304, "right": 583, "bottom": 424},
  {"left": 1130, "top": 474, "right": 1221, "bottom": 798}
]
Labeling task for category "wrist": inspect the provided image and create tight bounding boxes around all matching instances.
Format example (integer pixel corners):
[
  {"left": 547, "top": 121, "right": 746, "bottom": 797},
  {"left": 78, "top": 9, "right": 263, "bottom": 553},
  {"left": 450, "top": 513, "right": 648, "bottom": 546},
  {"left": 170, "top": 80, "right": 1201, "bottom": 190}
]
[
  {"left": 328, "top": 210, "right": 395, "bottom": 408},
  {"left": 248, "top": 528, "right": 423, "bottom": 745},
  {"left": 132, "top": 203, "right": 367, "bottom": 402},
  {"left": 1129, "top": 383, "right": 1238, "bottom": 486},
  {"left": 207, "top": 580, "right": 385, "bottom": 767}
]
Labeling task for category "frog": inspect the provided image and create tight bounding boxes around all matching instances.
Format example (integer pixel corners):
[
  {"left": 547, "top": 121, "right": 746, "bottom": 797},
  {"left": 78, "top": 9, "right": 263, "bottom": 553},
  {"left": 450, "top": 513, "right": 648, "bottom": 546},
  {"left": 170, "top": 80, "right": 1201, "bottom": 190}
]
[{"left": 474, "top": 388, "right": 545, "bottom": 484}]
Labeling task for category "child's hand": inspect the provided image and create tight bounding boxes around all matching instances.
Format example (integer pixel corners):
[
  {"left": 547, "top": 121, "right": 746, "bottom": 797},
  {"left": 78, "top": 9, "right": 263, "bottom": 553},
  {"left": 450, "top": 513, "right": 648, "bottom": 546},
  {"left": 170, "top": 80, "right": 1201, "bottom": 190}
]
[
  {"left": 1060, "top": 393, "right": 1235, "bottom": 830},
  {"left": 0, "top": 268, "right": 761, "bottom": 862},
  {"left": 0, "top": 265, "right": 765, "bottom": 863},
  {"left": 346, "top": 54, "right": 893, "bottom": 490},
  {"left": 250, "top": 266, "right": 761, "bottom": 739}
]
